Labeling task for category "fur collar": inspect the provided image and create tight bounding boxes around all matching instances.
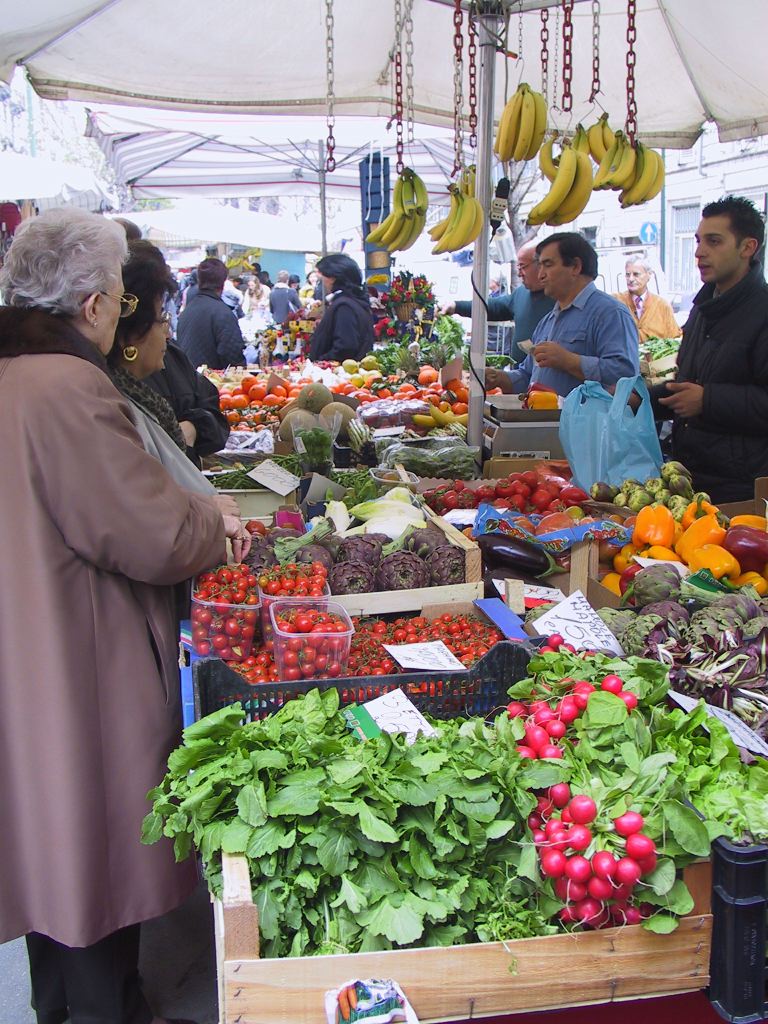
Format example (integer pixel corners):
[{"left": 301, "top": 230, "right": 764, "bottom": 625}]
[{"left": 0, "top": 306, "right": 109, "bottom": 375}]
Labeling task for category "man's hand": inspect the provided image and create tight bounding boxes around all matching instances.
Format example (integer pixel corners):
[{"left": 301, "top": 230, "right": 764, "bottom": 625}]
[
  {"left": 485, "top": 367, "right": 514, "bottom": 393},
  {"left": 658, "top": 381, "right": 704, "bottom": 418},
  {"left": 533, "top": 341, "right": 582, "bottom": 377},
  {"left": 440, "top": 300, "right": 457, "bottom": 316},
  {"left": 179, "top": 420, "right": 197, "bottom": 447}
]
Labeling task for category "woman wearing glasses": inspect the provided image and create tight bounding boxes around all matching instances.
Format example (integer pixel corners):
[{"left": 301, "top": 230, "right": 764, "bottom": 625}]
[{"left": 0, "top": 208, "right": 243, "bottom": 1024}]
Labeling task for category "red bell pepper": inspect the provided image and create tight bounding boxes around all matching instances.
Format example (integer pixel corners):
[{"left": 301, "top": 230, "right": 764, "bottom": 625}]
[
  {"left": 723, "top": 526, "right": 768, "bottom": 574},
  {"left": 559, "top": 485, "right": 590, "bottom": 507},
  {"left": 619, "top": 562, "right": 643, "bottom": 597}
]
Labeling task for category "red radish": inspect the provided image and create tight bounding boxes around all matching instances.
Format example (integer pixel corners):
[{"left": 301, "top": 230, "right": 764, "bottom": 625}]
[
  {"left": 560, "top": 806, "right": 573, "bottom": 823},
  {"left": 615, "top": 857, "right": 642, "bottom": 886},
  {"left": 549, "top": 782, "right": 571, "bottom": 808},
  {"left": 547, "top": 633, "right": 564, "bottom": 648},
  {"left": 546, "top": 719, "right": 567, "bottom": 739},
  {"left": 591, "top": 851, "right": 618, "bottom": 879},
  {"left": 530, "top": 700, "right": 550, "bottom": 713},
  {"left": 544, "top": 818, "right": 564, "bottom": 838},
  {"left": 516, "top": 745, "right": 537, "bottom": 759},
  {"left": 539, "top": 646, "right": 555, "bottom": 654},
  {"left": 532, "top": 828, "right": 547, "bottom": 844},
  {"left": 568, "top": 795, "right": 598, "bottom": 824},
  {"left": 639, "top": 902, "right": 653, "bottom": 918},
  {"left": 587, "top": 875, "right": 614, "bottom": 901},
  {"left": 573, "top": 692, "right": 590, "bottom": 711},
  {"left": 564, "top": 855, "right": 592, "bottom": 883},
  {"left": 540, "top": 744, "right": 564, "bottom": 759},
  {"left": 574, "top": 897, "right": 603, "bottom": 923},
  {"left": 614, "top": 810, "right": 645, "bottom": 836},
  {"left": 618, "top": 690, "right": 639, "bottom": 710},
  {"left": 566, "top": 824, "right": 592, "bottom": 851},
  {"left": 572, "top": 681, "right": 596, "bottom": 695},
  {"left": 624, "top": 906, "right": 643, "bottom": 925},
  {"left": 536, "top": 795, "right": 554, "bottom": 815},
  {"left": 559, "top": 905, "right": 578, "bottom": 923},
  {"left": 554, "top": 877, "right": 587, "bottom": 902},
  {"left": 560, "top": 643, "right": 576, "bottom": 653},
  {"left": 558, "top": 698, "right": 580, "bottom": 723},
  {"left": 637, "top": 853, "right": 658, "bottom": 874},
  {"left": 528, "top": 813, "right": 543, "bottom": 830},
  {"left": 625, "top": 833, "right": 656, "bottom": 860},
  {"left": 534, "top": 707, "right": 557, "bottom": 725},
  {"left": 610, "top": 902, "right": 630, "bottom": 923},
  {"left": 613, "top": 883, "right": 635, "bottom": 901},
  {"left": 540, "top": 849, "right": 567, "bottom": 877},
  {"left": 506, "top": 701, "right": 527, "bottom": 718},
  {"left": 600, "top": 674, "right": 624, "bottom": 694},
  {"left": 525, "top": 724, "right": 550, "bottom": 750}
]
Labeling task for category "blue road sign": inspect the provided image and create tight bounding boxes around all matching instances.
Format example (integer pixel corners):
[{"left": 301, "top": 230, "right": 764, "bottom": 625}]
[{"left": 639, "top": 222, "right": 659, "bottom": 245}]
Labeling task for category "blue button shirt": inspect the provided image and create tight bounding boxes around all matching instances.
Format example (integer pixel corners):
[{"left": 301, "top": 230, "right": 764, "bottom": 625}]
[{"left": 507, "top": 282, "right": 639, "bottom": 397}]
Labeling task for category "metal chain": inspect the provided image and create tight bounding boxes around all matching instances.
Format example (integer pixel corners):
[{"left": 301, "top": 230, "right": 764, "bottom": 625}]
[
  {"left": 551, "top": 5, "right": 560, "bottom": 112},
  {"left": 403, "top": 0, "right": 415, "bottom": 145},
  {"left": 467, "top": 5, "right": 478, "bottom": 148},
  {"left": 517, "top": 0, "right": 524, "bottom": 61},
  {"left": 324, "top": 0, "right": 336, "bottom": 172},
  {"left": 561, "top": 0, "right": 574, "bottom": 114},
  {"left": 452, "top": 0, "right": 465, "bottom": 175},
  {"left": 625, "top": 0, "right": 638, "bottom": 144},
  {"left": 540, "top": 8, "right": 550, "bottom": 106},
  {"left": 589, "top": 0, "right": 602, "bottom": 102},
  {"left": 393, "top": 0, "right": 405, "bottom": 173}
]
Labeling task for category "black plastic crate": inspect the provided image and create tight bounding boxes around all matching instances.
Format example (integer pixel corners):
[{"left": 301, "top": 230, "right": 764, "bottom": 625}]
[
  {"left": 193, "top": 641, "right": 531, "bottom": 723},
  {"left": 709, "top": 835, "right": 768, "bottom": 1024}
]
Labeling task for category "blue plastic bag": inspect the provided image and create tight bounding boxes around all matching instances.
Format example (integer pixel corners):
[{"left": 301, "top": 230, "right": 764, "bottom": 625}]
[{"left": 559, "top": 375, "right": 662, "bottom": 490}]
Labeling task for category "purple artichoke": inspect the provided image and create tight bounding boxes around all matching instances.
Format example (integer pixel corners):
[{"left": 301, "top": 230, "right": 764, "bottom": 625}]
[
  {"left": 329, "top": 560, "right": 376, "bottom": 595},
  {"left": 337, "top": 535, "right": 385, "bottom": 565},
  {"left": 405, "top": 527, "right": 450, "bottom": 560},
  {"left": 244, "top": 538, "right": 276, "bottom": 572},
  {"left": 376, "top": 551, "right": 430, "bottom": 591},
  {"left": 426, "top": 545, "right": 465, "bottom": 586},
  {"left": 295, "top": 544, "right": 334, "bottom": 571}
]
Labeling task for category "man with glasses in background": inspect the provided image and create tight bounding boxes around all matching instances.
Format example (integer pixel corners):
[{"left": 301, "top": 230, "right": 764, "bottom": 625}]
[
  {"left": 614, "top": 255, "right": 681, "bottom": 343},
  {"left": 441, "top": 242, "right": 555, "bottom": 369}
]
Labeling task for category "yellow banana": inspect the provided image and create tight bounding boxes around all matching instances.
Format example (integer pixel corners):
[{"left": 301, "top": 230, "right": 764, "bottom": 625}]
[
  {"left": 547, "top": 149, "right": 593, "bottom": 225},
  {"left": 539, "top": 136, "right": 559, "bottom": 182},
  {"left": 619, "top": 143, "right": 653, "bottom": 206},
  {"left": 592, "top": 131, "right": 621, "bottom": 189},
  {"left": 641, "top": 149, "right": 666, "bottom": 202},
  {"left": 465, "top": 196, "right": 484, "bottom": 247},
  {"left": 429, "top": 189, "right": 459, "bottom": 241},
  {"left": 400, "top": 170, "right": 418, "bottom": 213},
  {"left": 525, "top": 89, "right": 548, "bottom": 161},
  {"left": 434, "top": 192, "right": 483, "bottom": 253},
  {"left": 527, "top": 144, "right": 578, "bottom": 225},
  {"left": 573, "top": 125, "right": 590, "bottom": 155},
  {"left": 495, "top": 87, "right": 524, "bottom": 162},
  {"left": 430, "top": 404, "right": 454, "bottom": 426},
  {"left": 587, "top": 113, "right": 611, "bottom": 163},
  {"left": 391, "top": 209, "right": 426, "bottom": 253},
  {"left": 513, "top": 86, "right": 536, "bottom": 162},
  {"left": 601, "top": 116, "right": 614, "bottom": 153},
  {"left": 368, "top": 173, "right": 407, "bottom": 246},
  {"left": 605, "top": 135, "right": 637, "bottom": 190},
  {"left": 379, "top": 191, "right": 410, "bottom": 248},
  {"left": 432, "top": 189, "right": 466, "bottom": 253}
]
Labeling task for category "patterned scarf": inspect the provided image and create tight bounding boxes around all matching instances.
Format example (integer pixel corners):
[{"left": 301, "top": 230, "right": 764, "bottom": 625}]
[{"left": 110, "top": 366, "right": 187, "bottom": 451}]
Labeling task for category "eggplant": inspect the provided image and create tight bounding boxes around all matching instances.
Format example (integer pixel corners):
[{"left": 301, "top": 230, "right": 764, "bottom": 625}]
[{"left": 477, "top": 533, "right": 555, "bottom": 578}]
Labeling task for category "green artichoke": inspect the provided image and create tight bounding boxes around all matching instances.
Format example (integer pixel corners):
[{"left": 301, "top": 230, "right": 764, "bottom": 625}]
[
  {"left": 627, "top": 488, "right": 653, "bottom": 512},
  {"left": 621, "top": 614, "right": 665, "bottom": 656},
  {"left": 596, "top": 607, "right": 636, "bottom": 639},
  {"left": 630, "top": 565, "right": 681, "bottom": 607}
]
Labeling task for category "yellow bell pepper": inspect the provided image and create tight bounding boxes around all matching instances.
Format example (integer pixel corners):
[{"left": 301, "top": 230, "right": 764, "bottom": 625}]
[
  {"left": 527, "top": 390, "right": 559, "bottom": 410},
  {"left": 675, "top": 513, "right": 727, "bottom": 565},
  {"left": 600, "top": 572, "right": 622, "bottom": 596},
  {"left": 733, "top": 571, "right": 768, "bottom": 596},
  {"left": 730, "top": 515, "right": 768, "bottom": 531},
  {"left": 644, "top": 545, "right": 682, "bottom": 562},
  {"left": 613, "top": 543, "right": 638, "bottom": 574},
  {"left": 681, "top": 496, "right": 721, "bottom": 530},
  {"left": 673, "top": 522, "right": 684, "bottom": 546},
  {"left": 633, "top": 504, "right": 675, "bottom": 548},
  {"left": 687, "top": 544, "right": 741, "bottom": 580}
]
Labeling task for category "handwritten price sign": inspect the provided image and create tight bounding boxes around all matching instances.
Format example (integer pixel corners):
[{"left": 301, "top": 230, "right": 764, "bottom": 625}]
[
  {"left": 532, "top": 590, "right": 624, "bottom": 656},
  {"left": 363, "top": 688, "right": 437, "bottom": 744},
  {"left": 382, "top": 640, "right": 465, "bottom": 672}
]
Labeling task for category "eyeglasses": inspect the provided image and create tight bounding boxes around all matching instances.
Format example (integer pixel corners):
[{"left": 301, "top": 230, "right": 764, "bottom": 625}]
[
  {"left": 518, "top": 263, "right": 535, "bottom": 272},
  {"left": 100, "top": 291, "right": 139, "bottom": 318}
]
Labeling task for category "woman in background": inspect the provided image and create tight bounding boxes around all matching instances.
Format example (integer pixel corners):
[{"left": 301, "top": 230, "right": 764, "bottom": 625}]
[{"left": 309, "top": 253, "right": 376, "bottom": 363}]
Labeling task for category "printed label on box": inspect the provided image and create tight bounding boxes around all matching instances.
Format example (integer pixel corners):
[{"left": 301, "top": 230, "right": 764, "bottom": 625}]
[{"left": 531, "top": 590, "right": 624, "bottom": 655}]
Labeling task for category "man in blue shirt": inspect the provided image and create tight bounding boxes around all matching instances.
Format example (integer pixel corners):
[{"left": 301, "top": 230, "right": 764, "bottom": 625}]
[
  {"left": 486, "top": 233, "right": 639, "bottom": 397},
  {"left": 442, "top": 242, "right": 555, "bottom": 363}
]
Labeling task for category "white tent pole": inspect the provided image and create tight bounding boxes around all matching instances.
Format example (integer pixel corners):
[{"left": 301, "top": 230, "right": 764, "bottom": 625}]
[
  {"left": 467, "top": 5, "right": 504, "bottom": 451},
  {"left": 318, "top": 139, "right": 329, "bottom": 256}
]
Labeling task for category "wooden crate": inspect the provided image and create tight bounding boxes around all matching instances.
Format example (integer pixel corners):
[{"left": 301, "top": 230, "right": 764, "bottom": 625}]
[
  {"left": 214, "top": 854, "right": 711, "bottom": 1024},
  {"left": 569, "top": 540, "right": 622, "bottom": 609},
  {"left": 333, "top": 506, "right": 483, "bottom": 616},
  {"left": 720, "top": 476, "right": 768, "bottom": 518}
]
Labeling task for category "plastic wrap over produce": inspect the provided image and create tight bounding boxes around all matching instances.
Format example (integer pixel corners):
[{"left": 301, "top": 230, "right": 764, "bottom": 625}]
[
  {"left": 356, "top": 398, "right": 430, "bottom": 430},
  {"left": 325, "top": 979, "right": 419, "bottom": 1024},
  {"left": 473, "top": 503, "right": 632, "bottom": 554}
]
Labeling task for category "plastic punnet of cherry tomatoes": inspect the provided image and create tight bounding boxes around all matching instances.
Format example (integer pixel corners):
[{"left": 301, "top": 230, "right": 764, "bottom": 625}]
[
  {"left": 257, "top": 561, "right": 329, "bottom": 598},
  {"left": 191, "top": 563, "right": 260, "bottom": 661},
  {"left": 270, "top": 602, "right": 353, "bottom": 681}
]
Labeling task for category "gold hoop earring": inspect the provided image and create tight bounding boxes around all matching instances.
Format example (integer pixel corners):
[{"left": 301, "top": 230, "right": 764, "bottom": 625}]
[{"left": 122, "top": 345, "right": 139, "bottom": 363}]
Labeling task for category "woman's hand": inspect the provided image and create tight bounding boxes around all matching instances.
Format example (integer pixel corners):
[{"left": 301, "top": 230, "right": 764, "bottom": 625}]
[
  {"left": 179, "top": 420, "right": 197, "bottom": 447},
  {"left": 222, "top": 514, "right": 252, "bottom": 562},
  {"left": 214, "top": 493, "right": 241, "bottom": 517}
]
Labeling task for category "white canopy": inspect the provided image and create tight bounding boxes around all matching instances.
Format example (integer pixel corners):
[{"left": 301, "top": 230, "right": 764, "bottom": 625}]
[
  {"left": 0, "top": 149, "right": 114, "bottom": 207},
  {"left": 2, "top": 1, "right": 767, "bottom": 148},
  {"left": 85, "top": 109, "right": 457, "bottom": 203}
]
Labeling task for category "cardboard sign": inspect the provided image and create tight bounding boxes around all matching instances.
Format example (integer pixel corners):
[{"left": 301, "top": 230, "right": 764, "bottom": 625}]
[
  {"left": 302, "top": 473, "right": 345, "bottom": 504},
  {"left": 669, "top": 690, "right": 768, "bottom": 757},
  {"left": 382, "top": 641, "right": 465, "bottom": 672},
  {"left": 439, "top": 355, "right": 464, "bottom": 386},
  {"left": 247, "top": 459, "right": 301, "bottom": 496},
  {"left": 267, "top": 371, "right": 291, "bottom": 392},
  {"left": 492, "top": 581, "right": 567, "bottom": 605},
  {"left": 531, "top": 590, "right": 624, "bottom": 655}
]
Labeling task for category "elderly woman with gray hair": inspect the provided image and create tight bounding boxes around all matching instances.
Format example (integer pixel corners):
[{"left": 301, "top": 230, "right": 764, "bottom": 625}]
[{"left": 0, "top": 207, "right": 239, "bottom": 1024}]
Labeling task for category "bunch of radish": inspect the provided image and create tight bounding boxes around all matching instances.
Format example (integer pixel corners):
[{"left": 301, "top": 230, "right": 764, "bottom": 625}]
[{"left": 529, "top": 784, "right": 657, "bottom": 928}]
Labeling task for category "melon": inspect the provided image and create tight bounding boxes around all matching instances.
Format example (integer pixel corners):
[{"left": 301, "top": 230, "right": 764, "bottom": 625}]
[
  {"left": 319, "top": 401, "right": 356, "bottom": 443},
  {"left": 277, "top": 408, "right": 318, "bottom": 443},
  {"left": 277, "top": 398, "right": 297, "bottom": 421},
  {"left": 296, "top": 382, "right": 333, "bottom": 413}
]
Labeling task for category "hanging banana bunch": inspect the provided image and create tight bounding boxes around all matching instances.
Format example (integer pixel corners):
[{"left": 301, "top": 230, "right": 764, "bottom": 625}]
[
  {"left": 428, "top": 167, "right": 484, "bottom": 254},
  {"left": 365, "top": 167, "right": 429, "bottom": 254},
  {"left": 494, "top": 83, "right": 548, "bottom": 163},
  {"left": 619, "top": 143, "right": 666, "bottom": 207},
  {"left": 586, "top": 112, "right": 615, "bottom": 165},
  {"left": 529, "top": 126, "right": 593, "bottom": 227}
]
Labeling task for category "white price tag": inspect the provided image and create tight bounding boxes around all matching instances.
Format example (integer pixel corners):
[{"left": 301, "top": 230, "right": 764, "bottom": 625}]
[
  {"left": 382, "top": 640, "right": 465, "bottom": 672},
  {"left": 372, "top": 425, "right": 406, "bottom": 438},
  {"left": 246, "top": 459, "right": 301, "bottom": 496},
  {"left": 633, "top": 556, "right": 689, "bottom": 578},
  {"left": 493, "top": 581, "right": 567, "bottom": 603},
  {"left": 669, "top": 690, "right": 768, "bottom": 757},
  {"left": 442, "top": 508, "right": 478, "bottom": 527},
  {"left": 531, "top": 590, "right": 624, "bottom": 655},
  {"left": 362, "top": 688, "right": 438, "bottom": 744}
]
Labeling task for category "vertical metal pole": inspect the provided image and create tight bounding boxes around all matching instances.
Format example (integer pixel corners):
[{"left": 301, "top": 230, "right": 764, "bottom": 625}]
[
  {"left": 318, "top": 140, "right": 329, "bottom": 257},
  {"left": 467, "top": 7, "right": 503, "bottom": 450},
  {"left": 659, "top": 149, "right": 667, "bottom": 272}
]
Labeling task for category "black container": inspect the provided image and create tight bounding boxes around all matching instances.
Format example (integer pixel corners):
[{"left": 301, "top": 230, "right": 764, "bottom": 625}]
[
  {"left": 333, "top": 443, "right": 352, "bottom": 468},
  {"left": 194, "top": 640, "right": 531, "bottom": 723},
  {"left": 709, "top": 835, "right": 768, "bottom": 1024}
]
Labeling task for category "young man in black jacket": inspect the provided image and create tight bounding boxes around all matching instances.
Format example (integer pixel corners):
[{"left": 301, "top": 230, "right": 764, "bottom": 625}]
[{"left": 651, "top": 195, "right": 768, "bottom": 502}]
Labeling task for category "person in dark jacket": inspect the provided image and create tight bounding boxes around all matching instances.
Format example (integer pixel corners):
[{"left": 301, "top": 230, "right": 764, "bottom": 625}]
[
  {"left": 309, "top": 253, "right": 376, "bottom": 363},
  {"left": 177, "top": 257, "right": 245, "bottom": 368},
  {"left": 269, "top": 269, "right": 301, "bottom": 323},
  {"left": 650, "top": 195, "right": 768, "bottom": 503}
]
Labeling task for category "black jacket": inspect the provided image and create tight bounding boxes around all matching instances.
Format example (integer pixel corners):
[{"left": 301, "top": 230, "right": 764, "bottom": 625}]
[
  {"left": 177, "top": 289, "right": 245, "bottom": 368},
  {"left": 309, "top": 292, "right": 376, "bottom": 363},
  {"left": 650, "top": 264, "right": 768, "bottom": 502},
  {"left": 145, "top": 344, "right": 230, "bottom": 466}
]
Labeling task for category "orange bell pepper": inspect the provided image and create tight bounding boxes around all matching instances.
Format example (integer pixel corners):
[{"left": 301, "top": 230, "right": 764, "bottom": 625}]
[
  {"left": 730, "top": 515, "right": 768, "bottom": 531},
  {"left": 644, "top": 545, "right": 682, "bottom": 562},
  {"left": 613, "top": 543, "right": 638, "bottom": 574},
  {"left": 527, "top": 390, "right": 559, "bottom": 410},
  {"left": 633, "top": 504, "right": 675, "bottom": 548},
  {"left": 600, "top": 572, "right": 622, "bottom": 596},
  {"left": 681, "top": 496, "right": 721, "bottom": 530},
  {"left": 675, "top": 513, "right": 727, "bottom": 565},
  {"left": 687, "top": 545, "right": 741, "bottom": 580},
  {"left": 733, "top": 571, "right": 768, "bottom": 596}
]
